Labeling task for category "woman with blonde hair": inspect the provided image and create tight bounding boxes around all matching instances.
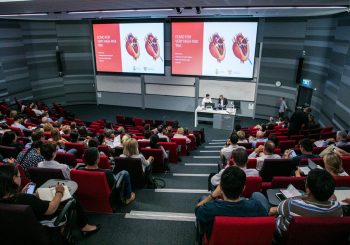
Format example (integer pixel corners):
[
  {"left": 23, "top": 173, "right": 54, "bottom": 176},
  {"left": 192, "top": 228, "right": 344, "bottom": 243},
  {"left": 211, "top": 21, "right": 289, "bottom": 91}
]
[
  {"left": 173, "top": 127, "right": 191, "bottom": 144},
  {"left": 120, "top": 138, "right": 154, "bottom": 176},
  {"left": 49, "top": 128, "right": 77, "bottom": 156},
  {"left": 236, "top": 130, "right": 248, "bottom": 143},
  {"left": 324, "top": 152, "right": 349, "bottom": 176}
]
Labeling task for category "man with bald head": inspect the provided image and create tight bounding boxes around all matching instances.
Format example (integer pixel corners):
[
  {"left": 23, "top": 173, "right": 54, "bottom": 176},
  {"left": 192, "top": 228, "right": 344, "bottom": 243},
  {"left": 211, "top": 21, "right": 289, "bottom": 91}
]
[
  {"left": 250, "top": 130, "right": 268, "bottom": 148},
  {"left": 248, "top": 140, "right": 281, "bottom": 171}
]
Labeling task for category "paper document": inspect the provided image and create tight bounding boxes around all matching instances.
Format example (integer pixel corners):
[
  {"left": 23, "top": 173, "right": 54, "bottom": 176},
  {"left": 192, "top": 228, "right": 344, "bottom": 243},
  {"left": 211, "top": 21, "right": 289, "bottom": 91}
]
[
  {"left": 37, "top": 185, "right": 72, "bottom": 202},
  {"left": 334, "top": 190, "right": 350, "bottom": 205},
  {"left": 281, "top": 184, "right": 302, "bottom": 199}
]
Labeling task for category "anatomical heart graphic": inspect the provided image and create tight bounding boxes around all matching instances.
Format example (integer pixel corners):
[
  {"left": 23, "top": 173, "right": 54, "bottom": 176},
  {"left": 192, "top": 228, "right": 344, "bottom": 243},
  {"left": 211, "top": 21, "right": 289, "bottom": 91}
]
[
  {"left": 145, "top": 33, "right": 160, "bottom": 60},
  {"left": 232, "top": 33, "right": 251, "bottom": 64},
  {"left": 125, "top": 33, "right": 140, "bottom": 60},
  {"left": 209, "top": 33, "right": 226, "bottom": 62}
]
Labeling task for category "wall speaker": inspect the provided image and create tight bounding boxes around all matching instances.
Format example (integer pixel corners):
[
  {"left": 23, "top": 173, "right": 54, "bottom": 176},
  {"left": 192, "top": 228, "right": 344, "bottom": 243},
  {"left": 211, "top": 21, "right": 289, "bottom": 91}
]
[
  {"left": 56, "top": 46, "right": 63, "bottom": 77},
  {"left": 295, "top": 57, "right": 304, "bottom": 84}
]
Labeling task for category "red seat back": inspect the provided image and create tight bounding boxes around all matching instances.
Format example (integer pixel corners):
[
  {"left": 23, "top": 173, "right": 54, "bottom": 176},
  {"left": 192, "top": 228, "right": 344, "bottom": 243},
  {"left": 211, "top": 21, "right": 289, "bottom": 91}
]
[
  {"left": 279, "top": 140, "right": 296, "bottom": 152},
  {"left": 299, "top": 158, "right": 324, "bottom": 168},
  {"left": 55, "top": 152, "right": 77, "bottom": 167},
  {"left": 242, "top": 177, "right": 262, "bottom": 198},
  {"left": 28, "top": 167, "right": 65, "bottom": 186},
  {"left": 133, "top": 117, "right": 143, "bottom": 126},
  {"left": 247, "top": 158, "right": 257, "bottom": 169},
  {"left": 16, "top": 164, "right": 30, "bottom": 189},
  {"left": 260, "top": 159, "right": 293, "bottom": 182},
  {"left": 141, "top": 148, "right": 165, "bottom": 173},
  {"left": 98, "top": 145, "right": 110, "bottom": 156},
  {"left": 333, "top": 176, "right": 350, "bottom": 187},
  {"left": 283, "top": 216, "right": 350, "bottom": 245},
  {"left": 290, "top": 134, "right": 304, "bottom": 141},
  {"left": 313, "top": 146, "right": 327, "bottom": 154},
  {"left": 341, "top": 156, "right": 350, "bottom": 174},
  {"left": 64, "top": 142, "right": 85, "bottom": 158},
  {"left": 98, "top": 155, "right": 113, "bottom": 170},
  {"left": 206, "top": 216, "right": 275, "bottom": 245},
  {"left": 8, "top": 126, "right": 24, "bottom": 137},
  {"left": 159, "top": 142, "right": 178, "bottom": 163},
  {"left": 255, "top": 141, "right": 265, "bottom": 147},
  {"left": 70, "top": 169, "right": 112, "bottom": 213},
  {"left": 271, "top": 176, "right": 306, "bottom": 191},
  {"left": 171, "top": 138, "right": 187, "bottom": 156},
  {"left": 137, "top": 140, "right": 150, "bottom": 151}
]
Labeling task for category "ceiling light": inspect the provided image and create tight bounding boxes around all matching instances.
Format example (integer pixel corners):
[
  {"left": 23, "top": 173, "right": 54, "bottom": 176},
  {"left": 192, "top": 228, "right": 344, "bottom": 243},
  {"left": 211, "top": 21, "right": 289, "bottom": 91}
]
[
  {"left": 68, "top": 8, "right": 173, "bottom": 14},
  {"left": 0, "top": 0, "right": 31, "bottom": 2},
  {"left": 0, "top": 13, "right": 48, "bottom": 17}
]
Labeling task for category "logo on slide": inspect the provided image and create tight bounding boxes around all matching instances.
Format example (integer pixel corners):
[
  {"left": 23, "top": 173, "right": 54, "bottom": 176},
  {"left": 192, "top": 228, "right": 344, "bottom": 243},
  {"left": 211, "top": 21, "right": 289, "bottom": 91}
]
[
  {"left": 209, "top": 33, "right": 226, "bottom": 62},
  {"left": 145, "top": 33, "right": 161, "bottom": 60},
  {"left": 232, "top": 33, "right": 251, "bottom": 64},
  {"left": 125, "top": 33, "right": 140, "bottom": 60}
]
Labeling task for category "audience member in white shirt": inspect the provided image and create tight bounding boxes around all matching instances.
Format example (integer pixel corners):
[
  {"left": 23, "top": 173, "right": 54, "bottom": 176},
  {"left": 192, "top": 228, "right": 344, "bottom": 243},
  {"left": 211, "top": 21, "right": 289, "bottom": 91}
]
[
  {"left": 249, "top": 130, "right": 268, "bottom": 148},
  {"left": 248, "top": 140, "right": 281, "bottom": 171},
  {"left": 157, "top": 125, "right": 170, "bottom": 142},
  {"left": 37, "top": 142, "right": 71, "bottom": 179},
  {"left": 220, "top": 133, "right": 246, "bottom": 164},
  {"left": 11, "top": 115, "right": 32, "bottom": 133},
  {"left": 211, "top": 148, "right": 259, "bottom": 187}
]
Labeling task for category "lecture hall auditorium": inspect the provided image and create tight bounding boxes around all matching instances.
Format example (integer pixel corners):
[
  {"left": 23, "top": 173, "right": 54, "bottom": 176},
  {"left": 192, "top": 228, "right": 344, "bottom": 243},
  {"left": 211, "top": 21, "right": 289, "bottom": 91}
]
[{"left": 1, "top": 1, "right": 350, "bottom": 245}]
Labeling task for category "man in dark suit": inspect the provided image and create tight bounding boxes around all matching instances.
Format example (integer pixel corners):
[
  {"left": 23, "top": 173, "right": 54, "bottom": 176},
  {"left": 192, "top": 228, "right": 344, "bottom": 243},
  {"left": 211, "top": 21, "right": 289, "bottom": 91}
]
[{"left": 218, "top": 95, "right": 228, "bottom": 109}]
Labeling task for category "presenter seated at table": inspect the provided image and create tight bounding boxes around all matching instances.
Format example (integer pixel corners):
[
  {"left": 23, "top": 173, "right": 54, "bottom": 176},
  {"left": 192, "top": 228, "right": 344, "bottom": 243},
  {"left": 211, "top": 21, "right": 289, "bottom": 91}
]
[
  {"left": 201, "top": 93, "right": 212, "bottom": 107},
  {"left": 217, "top": 94, "right": 228, "bottom": 110}
]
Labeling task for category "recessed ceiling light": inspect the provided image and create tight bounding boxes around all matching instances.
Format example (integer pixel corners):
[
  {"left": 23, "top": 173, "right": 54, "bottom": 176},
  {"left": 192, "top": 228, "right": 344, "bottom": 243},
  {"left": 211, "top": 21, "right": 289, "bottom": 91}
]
[{"left": 0, "top": 0, "right": 31, "bottom": 2}]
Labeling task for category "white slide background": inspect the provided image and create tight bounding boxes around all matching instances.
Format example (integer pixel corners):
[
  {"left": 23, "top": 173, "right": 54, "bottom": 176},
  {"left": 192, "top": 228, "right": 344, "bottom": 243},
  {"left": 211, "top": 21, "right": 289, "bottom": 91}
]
[
  {"left": 119, "top": 23, "right": 164, "bottom": 74},
  {"left": 202, "top": 22, "right": 258, "bottom": 78}
]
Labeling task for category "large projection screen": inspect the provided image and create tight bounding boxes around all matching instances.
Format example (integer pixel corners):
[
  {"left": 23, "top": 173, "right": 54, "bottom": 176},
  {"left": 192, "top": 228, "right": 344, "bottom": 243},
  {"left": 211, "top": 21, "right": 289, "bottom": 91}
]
[
  {"left": 172, "top": 22, "right": 258, "bottom": 78},
  {"left": 93, "top": 22, "right": 164, "bottom": 75}
]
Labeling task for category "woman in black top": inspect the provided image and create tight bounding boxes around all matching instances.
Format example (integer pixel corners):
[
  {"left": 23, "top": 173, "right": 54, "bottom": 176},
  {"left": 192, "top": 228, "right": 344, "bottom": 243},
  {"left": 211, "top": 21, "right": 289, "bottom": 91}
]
[
  {"left": 1, "top": 131, "right": 23, "bottom": 157},
  {"left": 0, "top": 165, "right": 99, "bottom": 236}
]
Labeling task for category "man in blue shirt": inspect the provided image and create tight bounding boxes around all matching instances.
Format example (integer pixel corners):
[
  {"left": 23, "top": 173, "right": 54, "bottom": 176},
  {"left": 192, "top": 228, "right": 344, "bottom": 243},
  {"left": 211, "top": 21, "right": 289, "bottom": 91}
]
[{"left": 195, "top": 166, "right": 268, "bottom": 241}]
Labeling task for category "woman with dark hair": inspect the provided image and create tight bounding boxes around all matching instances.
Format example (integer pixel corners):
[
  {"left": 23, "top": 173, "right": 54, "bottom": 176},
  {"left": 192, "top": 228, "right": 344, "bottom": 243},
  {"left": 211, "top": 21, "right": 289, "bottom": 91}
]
[
  {"left": 0, "top": 165, "right": 99, "bottom": 236},
  {"left": 1, "top": 131, "right": 23, "bottom": 156},
  {"left": 149, "top": 134, "right": 168, "bottom": 160}
]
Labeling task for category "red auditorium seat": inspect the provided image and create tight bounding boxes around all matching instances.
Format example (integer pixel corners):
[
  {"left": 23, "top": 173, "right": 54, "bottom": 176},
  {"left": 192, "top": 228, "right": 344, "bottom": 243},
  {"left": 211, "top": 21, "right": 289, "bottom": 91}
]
[
  {"left": 114, "top": 157, "right": 146, "bottom": 189},
  {"left": 290, "top": 134, "right": 304, "bottom": 141},
  {"left": 299, "top": 158, "right": 324, "bottom": 168},
  {"left": 260, "top": 159, "right": 293, "bottom": 182},
  {"left": 238, "top": 142, "right": 253, "bottom": 149},
  {"left": 333, "top": 176, "right": 350, "bottom": 187},
  {"left": 279, "top": 140, "right": 296, "bottom": 152},
  {"left": 98, "top": 144, "right": 110, "bottom": 156},
  {"left": 8, "top": 126, "right": 24, "bottom": 137},
  {"left": 247, "top": 158, "right": 257, "bottom": 169},
  {"left": 141, "top": 148, "right": 165, "bottom": 173},
  {"left": 256, "top": 141, "right": 265, "bottom": 147},
  {"left": 341, "top": 156, "right": 350, "bottom": 174},
  {"left": 281, "top": 216, "right": 350, "bottom": 245},
  {"left": 133, "top": 117, "right": 143, "bottom": 126},
  {"left": 159, "top": 142, "right": 178, "bottom": 163},
  {"left": 64, "top": 142, "right": 85, "bottom": 158},
  {"left": 71, "top": 169, "right": 113, "bottom": 213},
  {"left": 27, "top": 167, "right": 65, "bottom": 187},
  {"left": 137, "top": 140, "right": 150, "bottom": 151},
  {"left": 277, "top": 135, "right": 288, "bottom": 141},
  {"left": 271, "top": 176, "right": 306, "bottom": 191},
  {"left": 320, "top": 132, "right": 336, "bottom": 140},
  {"left": 55, "top": 152, "right": 77, "bottom": 167},
  {"left": 98, "top": 155, "right": 113, "bottom": 170},
  {"left": 312, "top": 146, "right": 327, "bottom": 154},
  {"left": 16, "top": 164, "right": 30, "bottom": 189},
  {"left": 171, "top": 138, "right": 188, "bottom": 156},
  {"left": 204, "top": 216, "right": 275, "bottom": 245},
  {"left": 242, "top": 177, "right": 262, "bottom": 198}
]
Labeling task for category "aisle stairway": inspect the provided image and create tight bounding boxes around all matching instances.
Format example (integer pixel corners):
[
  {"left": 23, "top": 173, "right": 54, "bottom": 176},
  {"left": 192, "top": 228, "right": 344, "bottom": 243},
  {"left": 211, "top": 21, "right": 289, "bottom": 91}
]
[{"left": 80, "top": 138, "right": 226, "bottom": 245}]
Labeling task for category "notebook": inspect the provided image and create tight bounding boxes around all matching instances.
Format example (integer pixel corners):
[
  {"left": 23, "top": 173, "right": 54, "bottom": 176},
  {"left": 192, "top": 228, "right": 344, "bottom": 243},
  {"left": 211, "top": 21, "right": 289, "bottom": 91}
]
[
  {"left": 37, "top": 185, "right": 72, "bottom": 202},
  {"left": 334, "top": 190, "right": 350, "bottom": 205}
]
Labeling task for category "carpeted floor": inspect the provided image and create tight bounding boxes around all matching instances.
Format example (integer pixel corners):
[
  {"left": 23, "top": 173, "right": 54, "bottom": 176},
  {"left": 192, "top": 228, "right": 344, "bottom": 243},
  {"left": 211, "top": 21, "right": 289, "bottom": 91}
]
[{"left": 64, "top": 105, "right": 266, "bottom": 245}]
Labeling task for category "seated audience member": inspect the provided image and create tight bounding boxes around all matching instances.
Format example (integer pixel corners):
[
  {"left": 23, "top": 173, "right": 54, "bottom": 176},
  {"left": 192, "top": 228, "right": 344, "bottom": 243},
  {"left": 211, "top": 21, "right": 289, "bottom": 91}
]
[
  {"left": 268, "top": 134, "right": 280, "bottom": 148},
  {"left": 29, "top": 102, "right": 45, "bottom": 117},
  {"left": 157, "top": 125, "right": 170, "bottom": 142},
  {"left": 211, "top": 148, "right": 259, "bottom": 188},
  {"left": 9, "top": 110, "right": 17, "bottom": 119},
  {"left": 318, "top": 131, "right": 349, "bottom": 147},
  {"left": 249, "top": 140, "right": 281, "bottom": 171},
  {"left": 25, "top": 130, "right": 44, "bottom": 149},
  {"left": 70, "top": 131, "right": 79, "bottom": 143},
  {"left": 220, "top": 133, "right": 245, "bottom": 164},
  {"left": 195, "top": 166, "right": 268, "bottom": 239},
  {"left": 60, "top": 125, "right": 71, "bottom": 135},
  {"left": 149, "top": 134, "right": 168, "bottom": 160},
  {"left": 120, "top": 138, "right": 154, "bottom": 176},
  {"left": 1, "top": 131, "right": 23, "bottom": 156},
  {"left": 165, "top": 126, "right": 173, "bottom": 135},
  {"left": 78, "top": 126, "right": 88, "bottom": 139},
  {"left": 38, "top": 142, "right": 71, "bottom": 179},
  {"left": 323, "top": 152, "right": 348, "bottom": 176},
  {"left": 307, "top": 114, "right": 320, "bottom": 129},
  {"left": 249, "top": 130, "right": 268, "bottom": 148},
  {"left": 70, "top": 122, "right": 77, "bottom": 132},
  {"left": 0, "top": 165, "right": 99, "bottom": 235},
  {"left": 173, "top": 127, "right": 191, "bottom": 144},
  {"left": 43, "top": 122, "right": 54, "bottom": 132},
  {"left": 77, "top": 147, "right": 135, "bottom": 205},
  {"left": 138, "top": 130, "right": 152, "bottom": 141},
  {"left": 284, "top": 138, "right": 318, "bottom": 169},
  {"left": 232, "top": 124, "right": 242, "bottom": 134},
  {"left": 104, "top": 122, "right": 116, "bottom": 134},
  {"left": 269, "top": 169, "right": 342, "bottom": 236},
  {"left": 108, "top": 127, "right": 125, "bottom": 148},
  {"left": 288, "top": 107, "right": 310, "bottom": 135},
  {"left": 11, "top": 115, "right": 32, "bottom": 133},
  {"left": 17, "top": 141, "right": 44, "bottom": 172},
  {"left": 49, "top": 128, "right": 77, "bottom": 156},
  {"left": 236, "top": 130, "right": 248, "bottom": 143}
]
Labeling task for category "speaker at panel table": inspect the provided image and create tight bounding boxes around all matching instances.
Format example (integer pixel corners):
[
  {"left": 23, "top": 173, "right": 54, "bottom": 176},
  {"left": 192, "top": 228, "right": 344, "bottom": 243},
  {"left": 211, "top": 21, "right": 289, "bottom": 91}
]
[
  {"left": 217, "top": 94, "right": 228, "bottom": 110},
  {"left": 201, "top": 93, "right": 214, "bottom": 109}
]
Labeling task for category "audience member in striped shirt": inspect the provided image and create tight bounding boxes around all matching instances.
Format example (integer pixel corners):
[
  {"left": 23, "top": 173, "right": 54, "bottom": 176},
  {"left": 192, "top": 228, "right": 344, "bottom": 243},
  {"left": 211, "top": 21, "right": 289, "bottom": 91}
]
[{"left": 269, "top": 169, "right": 343, "bottom": 235}]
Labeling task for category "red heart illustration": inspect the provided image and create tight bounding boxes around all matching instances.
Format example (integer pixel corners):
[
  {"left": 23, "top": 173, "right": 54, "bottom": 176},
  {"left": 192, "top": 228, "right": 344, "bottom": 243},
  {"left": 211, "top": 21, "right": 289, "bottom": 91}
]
[
  {"left": 125, "top": 33, "right": 140, "bottom": 60},
  {"left": 209, "top": 33, "right": 226, "bottom": 62},
  {"left": 145, "top": 33, "right": 160, "bottom": 60},
  {"left": 232, "top": 33, "right": 250, "bottom": 63}
]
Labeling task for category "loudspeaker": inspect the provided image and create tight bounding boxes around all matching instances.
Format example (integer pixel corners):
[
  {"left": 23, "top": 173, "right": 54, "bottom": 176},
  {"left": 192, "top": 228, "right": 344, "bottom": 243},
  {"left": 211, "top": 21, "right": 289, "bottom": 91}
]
[
  {"left": 295, "top": 57, "right": 304, "bottom": 84},
  {"left": 55, "top": 46, "right": 63, "bottom": 77}
]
